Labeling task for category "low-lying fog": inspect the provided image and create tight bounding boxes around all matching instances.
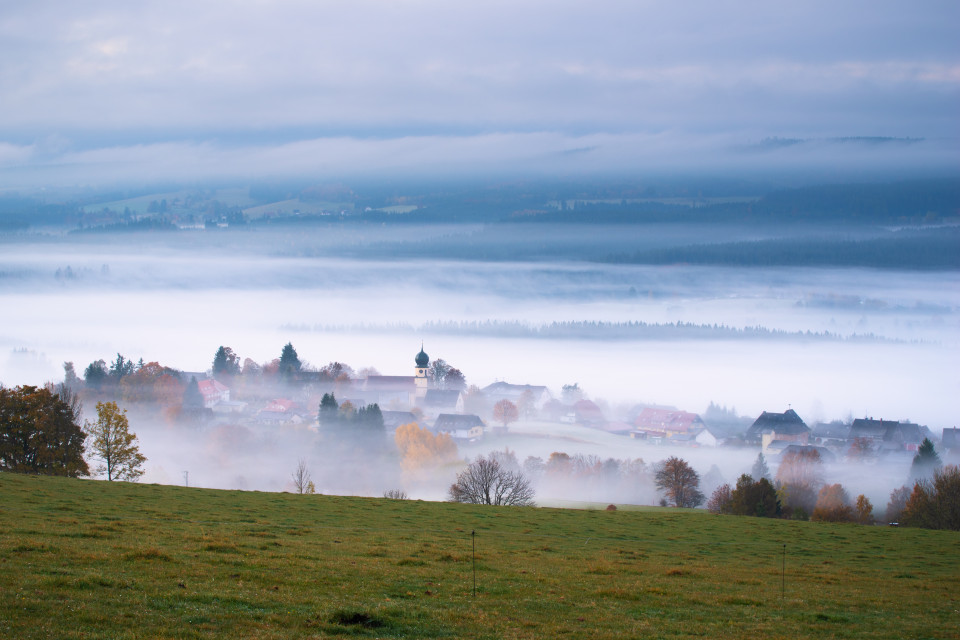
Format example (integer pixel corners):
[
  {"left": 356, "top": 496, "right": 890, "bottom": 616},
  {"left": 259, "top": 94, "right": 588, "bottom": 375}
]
[{"left": 1, "top": 224, "right": 957, "bottom": 501}]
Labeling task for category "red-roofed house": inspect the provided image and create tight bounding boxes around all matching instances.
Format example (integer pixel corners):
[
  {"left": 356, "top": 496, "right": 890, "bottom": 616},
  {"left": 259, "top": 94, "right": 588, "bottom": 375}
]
[
  {"left": 197, "top": 379, "right": 230, "bottom": 409},
  {"left": 633, "top": 408, "right": 705, "bottom": 439}
]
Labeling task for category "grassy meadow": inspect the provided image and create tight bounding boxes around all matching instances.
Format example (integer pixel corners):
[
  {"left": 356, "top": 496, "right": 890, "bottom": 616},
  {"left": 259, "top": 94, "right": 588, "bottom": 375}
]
[{"left": 1, "top": 472, "right": 957, "bottom": 639}]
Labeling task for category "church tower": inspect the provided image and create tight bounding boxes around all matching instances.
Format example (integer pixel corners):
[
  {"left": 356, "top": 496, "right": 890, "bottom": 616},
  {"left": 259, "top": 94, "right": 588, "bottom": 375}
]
[{"left": 414, "top": 345, "right": 430, "bottom": 399}]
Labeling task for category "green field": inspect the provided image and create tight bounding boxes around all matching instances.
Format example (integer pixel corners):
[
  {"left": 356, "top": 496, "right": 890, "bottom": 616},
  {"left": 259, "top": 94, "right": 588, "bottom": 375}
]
[{"left": 1, "top": 473, "right": 956, "bottom": 639}]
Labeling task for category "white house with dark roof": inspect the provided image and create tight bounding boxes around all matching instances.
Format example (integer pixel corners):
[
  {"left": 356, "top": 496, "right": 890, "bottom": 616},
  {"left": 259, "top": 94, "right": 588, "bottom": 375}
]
[
  {"left": 745, "top": 409, "right": 810, "bottom": 451},
  {"left": 432, "top": 414, "right": 485, "bottom": 441}
]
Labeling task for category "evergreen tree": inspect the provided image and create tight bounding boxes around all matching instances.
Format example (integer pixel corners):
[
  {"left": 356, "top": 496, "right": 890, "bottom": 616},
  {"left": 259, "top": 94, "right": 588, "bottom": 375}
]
[
  {"left": 278, "top": 343, "right": 302, "bottom": 381},
  {"left": 84, "top": 359, "right": 108, "bottom": 390},
  {"left": 182, "top": 376, "right": 205, "bottom": 411},
  {"left": 318, "top": 393, "right": 338, "bottom": 426},
  {"left": 751, "top": 452, "right": 771, "bottom": 480},
  {"left": 212, "top": 346, "right": 240, "bottom": 380},
  {"left": 910, "top": 437, "right": 942, "bottom": 482}
]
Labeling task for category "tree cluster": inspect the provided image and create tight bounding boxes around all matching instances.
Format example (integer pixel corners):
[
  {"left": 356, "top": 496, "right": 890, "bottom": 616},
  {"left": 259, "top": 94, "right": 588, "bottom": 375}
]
[
  {"left": 316, "top": 393, "right": 384, "bottom": 439},
  {"left": 895, "top": 465, "right": 960, "bottom": 530},
  {"left": 708, "top": 474, "right": 779, "bottom": 517}
]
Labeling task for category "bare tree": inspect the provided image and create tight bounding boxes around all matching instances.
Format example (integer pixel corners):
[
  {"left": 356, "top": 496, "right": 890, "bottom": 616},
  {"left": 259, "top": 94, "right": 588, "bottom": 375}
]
[
  {"left": 292, "top": 458, "right": 315, "bottom": 494},
  {"left": 383, "top": 489, "right": 408, "bottom": 500},
  {"left": 654, "top": 456, "right": 704, "bottom": 508},
  {"left": 449, "top": 455, "right": 535, "bottom": 506}
]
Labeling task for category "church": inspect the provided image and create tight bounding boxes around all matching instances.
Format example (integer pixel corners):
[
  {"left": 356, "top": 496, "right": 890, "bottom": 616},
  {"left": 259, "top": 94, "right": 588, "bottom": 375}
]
[{"left": 360, "top": 345, "right": 431, "bottom": 409}]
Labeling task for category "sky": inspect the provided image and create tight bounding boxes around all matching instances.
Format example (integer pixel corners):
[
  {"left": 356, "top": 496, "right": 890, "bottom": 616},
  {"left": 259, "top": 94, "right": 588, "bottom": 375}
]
[{"left": 0, "top": 0, "right": 958, "bottom": 186}]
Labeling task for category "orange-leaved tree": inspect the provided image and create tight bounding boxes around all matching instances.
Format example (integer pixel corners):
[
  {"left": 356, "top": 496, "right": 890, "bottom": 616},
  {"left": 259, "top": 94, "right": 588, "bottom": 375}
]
[{"left": 394, "top": 422, "right": 458, "bottom": 473}]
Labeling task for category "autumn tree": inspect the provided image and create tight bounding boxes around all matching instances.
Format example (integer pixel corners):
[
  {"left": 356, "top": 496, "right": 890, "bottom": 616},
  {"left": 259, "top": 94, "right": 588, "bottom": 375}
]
[
  {"left": 847, "top": 437, "right": 876, "bottom": 461},
  {"left": 394, "top": 422, "right": 458, "bottom": 473},
  {"left": 449, "top": 455, "right": 536, "bottom": 506},
  {"left": 492, "top": 399, "right": 519, "bottom": 428},
  {"left": 775, "top": 448, "right": 824, "bottom": 517},
  {"left": 886, "top": 485, "right": 911, "bottom": 523},
  {"left": 811, "top": 483, "right": 854, "bottom": 522},
  {"left": 707, "top": 484, "right": 733, "bottom": 514},
  {"left": 654, "top": 456, "right": 704, "bottom": 508},
  {"left": 855, "top": 494, "right": 874, "bottom": 524},
  {"left": 85, "top": 401, "right": 145, "bottom": 481},
  {"left": 0, "top": 385, "right": 89, "bottom": 477},
  {"left": 900, "top": 465, "right": 960, "bottom": 530},
  {"left": 445, "top": 368, "right": 466, "bottom": 391}
]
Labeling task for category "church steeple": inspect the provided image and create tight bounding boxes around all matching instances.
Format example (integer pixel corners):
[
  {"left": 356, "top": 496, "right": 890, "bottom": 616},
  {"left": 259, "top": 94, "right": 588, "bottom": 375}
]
[{"left": 414, "top": 344, "right": 429, "bottom": 398}]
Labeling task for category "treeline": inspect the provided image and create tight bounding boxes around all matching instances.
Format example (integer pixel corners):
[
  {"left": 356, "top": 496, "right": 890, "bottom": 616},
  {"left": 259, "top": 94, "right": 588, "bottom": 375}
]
[
  {"left": 287, "top": 320, "right": 893, "bottom": 343},
  {"left": 605, "top": 228, "right": 960, "bottom": 271},
  {"left": 507, "top": 179, "right": 960, "bottom": 225}
]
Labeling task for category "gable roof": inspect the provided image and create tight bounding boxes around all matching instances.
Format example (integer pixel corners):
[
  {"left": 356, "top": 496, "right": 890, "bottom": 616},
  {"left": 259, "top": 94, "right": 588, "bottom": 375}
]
[
  {"left": 423, "top": 389, "right": 462, "bottom": 407},
  {"left": 365, "top": 376, "right": 415, "bottom": 391},
  {"left": 943, "top": 427, "right": 959, "bottom": 450},
  {"left": 635, "top": 408, "right": 704, "bottom": 433},
  {"left": 433, "top": 414, "right": 485, "bottom": 431},
  {"left": 746, "top": 409, "right": 809, "bottom": 442},
  {"left": 197, "top": 379, "right": 229, "bottom": 396},
  {"left": 381, "top": 411, "right": 417, "bottom": 431},
  {"left": 481, "top": 382, "right": 550, "bottom": 400}
]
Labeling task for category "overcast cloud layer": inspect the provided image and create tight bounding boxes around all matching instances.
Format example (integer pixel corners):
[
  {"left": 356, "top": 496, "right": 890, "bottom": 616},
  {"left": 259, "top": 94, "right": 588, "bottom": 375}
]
[{"left": 1, "top": 0, "right": 958, "bottom": 186}]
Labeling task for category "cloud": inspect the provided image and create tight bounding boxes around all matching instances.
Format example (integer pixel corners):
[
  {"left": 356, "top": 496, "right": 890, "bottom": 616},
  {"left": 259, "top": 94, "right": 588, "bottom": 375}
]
[{"left": 0, "top": 0, "right": 957, "bottom": 185}]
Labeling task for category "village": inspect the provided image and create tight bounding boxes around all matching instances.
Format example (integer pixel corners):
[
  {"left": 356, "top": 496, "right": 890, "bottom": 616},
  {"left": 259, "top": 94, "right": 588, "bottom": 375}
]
[{"left": 171, "top": 344, "right": 956, "bottom": 468}]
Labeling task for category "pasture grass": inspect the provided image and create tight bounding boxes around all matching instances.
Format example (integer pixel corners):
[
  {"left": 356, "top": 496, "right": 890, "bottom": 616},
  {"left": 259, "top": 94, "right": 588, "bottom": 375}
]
[{"left": 1, "top": 472, "right": 956, "bottom": 639}]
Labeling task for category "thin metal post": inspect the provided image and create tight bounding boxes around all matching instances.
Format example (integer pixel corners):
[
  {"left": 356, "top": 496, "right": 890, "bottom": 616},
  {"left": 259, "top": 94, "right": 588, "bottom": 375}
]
[
  {"left": 781, "top": 544, "right": 786, "bottom": 603},
  {"left": 472, "top": 530, "right": 476, "bottom": 597}
]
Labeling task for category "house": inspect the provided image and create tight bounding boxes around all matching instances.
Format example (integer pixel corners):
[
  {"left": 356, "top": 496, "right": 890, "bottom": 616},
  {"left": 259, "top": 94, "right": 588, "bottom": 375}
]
[
  {"left": 420, "top": 389, "right": 464, "bottom": 415},
  {"left": 634, "top": 408, "right": 705, "bottom": 438},
  {"left": 382, "top": 411, "right": 418, "bottom": 437},
  {"left": 258, "top": 398, "right": 305, "bottom": 424},
  {"left": 811, "top": 421, "right": 851, "bottom": 448},
  {"left": 197, "top": 379, "right": 230, "bottom": 409},
  {"left": 778, "top": 444, "right": 837, "bottom": 464},
  {"left": 432, "top": 414, "right": 485, "bottom": 441},
  {"left": 694, "top": 426, "right": 726, "bottom": 447},
  {"left": 943, "top": 427, "right": 959, "bottom": 453},
  {"left": 745, "top": 409, "right": 810, "bottom": 451},
  {"left": 849, "top": 418, "right": 926, "bottom": 453},
  {"left": 481, "top": 382, "right": 552, "bottom": 413},
  {"left": 573, "top": 399, "right": 606, "bottom": 426}
]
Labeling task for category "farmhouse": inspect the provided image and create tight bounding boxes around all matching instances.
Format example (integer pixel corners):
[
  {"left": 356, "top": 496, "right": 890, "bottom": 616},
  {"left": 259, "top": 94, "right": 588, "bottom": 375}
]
[
  {"left": 432, "top": 414, "right": 485, "bottom": 441},
  {"left": 745, "top": 409, "right": 810, "bottom": 451},
  {"left": 197, "top": 379, "right": 230, "bottom": 409},
  {"left": 482, "top": 382, "right": 552, "bottom": 411}
]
